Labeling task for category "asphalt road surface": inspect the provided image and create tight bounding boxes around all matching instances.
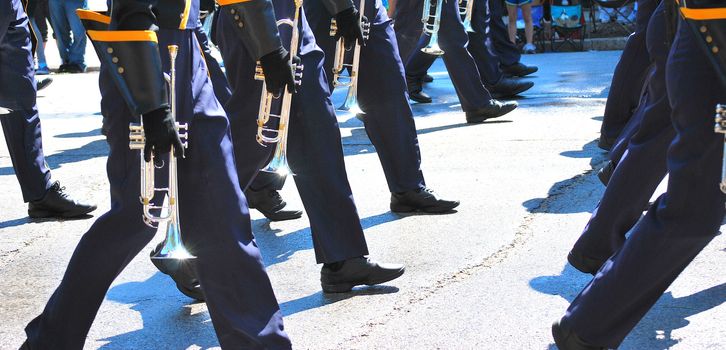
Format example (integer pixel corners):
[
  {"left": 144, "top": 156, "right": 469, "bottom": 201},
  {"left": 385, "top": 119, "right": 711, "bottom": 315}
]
[{"left": 1, "top": 49, "right": 724, "bottom": 349}]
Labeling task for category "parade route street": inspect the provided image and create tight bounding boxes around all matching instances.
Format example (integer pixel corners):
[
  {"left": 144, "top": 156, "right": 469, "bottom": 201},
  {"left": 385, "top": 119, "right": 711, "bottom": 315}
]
[{"left": 0, "top": 50, "right": 724, "bottom": 349}]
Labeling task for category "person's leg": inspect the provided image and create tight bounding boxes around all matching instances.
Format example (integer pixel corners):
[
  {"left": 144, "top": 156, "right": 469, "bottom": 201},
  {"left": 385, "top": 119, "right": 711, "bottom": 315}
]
[
  {"left": 65, "top": 0, "right": 87, "bottom": 70},
  {"left": 505, "top": 3, "right": 518, "bottom": 44},
  {"left": 29, "top": 18, "right": 49, "bottom": 72},
  {"left": 556, "top": 19, "right": 725, "bottom": 349},
  {"left": 0, "top": 1, "right": 52, "bottom": 203},
  {"left": 159, "top": 30, "right": 291, "bottom": 347},
  {"left": 310, "top": 0, "right": 426, "bottom": 193},
  {"left": 47, "top": 0, "right": 70, "bottom": 65},
  {"left": 467, "top": 0, "right": 504, "bottom": 85},
  {"left": 522, "top": 3, "right": 533, "bottom": 46},
  {"left": 217, "top": 7, "right": 369, "bottom": 263},
  {"left": 489, "top": 0, "right": 521, "bottom": 66},
  {"left": 598, "top": 0, "right": 659, "bottom": 149}
]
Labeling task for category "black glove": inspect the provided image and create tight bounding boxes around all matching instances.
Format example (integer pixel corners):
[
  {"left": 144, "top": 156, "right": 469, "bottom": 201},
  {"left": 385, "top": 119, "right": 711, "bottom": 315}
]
[
  {"left": 334, "top": 7, "right": 367, "bottom": 47},
  {"left": 259, "top": 47, "right": 300, "bottom": 95},
  {"left": 141, "top": 107, "right": 184, "bottom": 163}
]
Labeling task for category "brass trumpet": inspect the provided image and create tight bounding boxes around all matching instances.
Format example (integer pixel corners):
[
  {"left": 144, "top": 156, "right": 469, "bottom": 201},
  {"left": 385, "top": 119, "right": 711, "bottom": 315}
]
[
  {"left": 459, "top": 0, "right": 474, "bottom": 32},
  {"left": 254, "top": 0, "right": 304, "bottom": 176},
  {"left": 129, "top": 45, "right": 193, "bottom": 260},
  {"left": 714, "top": 104, "right": 726, "bottom": 193},
  {"left": 329, "top": 0, "right": 370, "bottom": 113},
  {"left": 421, "top": 0, "right": 444, "bottom": 55}
]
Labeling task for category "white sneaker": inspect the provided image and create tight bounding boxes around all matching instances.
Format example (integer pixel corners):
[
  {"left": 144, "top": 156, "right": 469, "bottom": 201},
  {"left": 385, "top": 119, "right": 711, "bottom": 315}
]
[{"left": 523, "top": 43, "right": 537, "bottom": 54}]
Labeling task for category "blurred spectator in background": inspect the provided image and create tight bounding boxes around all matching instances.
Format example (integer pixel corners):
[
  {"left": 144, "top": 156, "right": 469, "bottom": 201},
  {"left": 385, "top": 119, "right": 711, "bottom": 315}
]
[
  {"left": 27, "top": 0, "right": 51, "bottom": 75},
  {"left": 506, "top": 0, "right": 536, "bottom": 53},
  {"left": 48, "top": 0, "right": 87, "bottom": 73}
]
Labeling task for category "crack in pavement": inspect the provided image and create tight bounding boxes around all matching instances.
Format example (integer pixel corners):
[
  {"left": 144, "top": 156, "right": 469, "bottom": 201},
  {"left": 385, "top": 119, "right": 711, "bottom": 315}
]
[{"left": 335, "top": 160, "right": 607, "bottom": 347}]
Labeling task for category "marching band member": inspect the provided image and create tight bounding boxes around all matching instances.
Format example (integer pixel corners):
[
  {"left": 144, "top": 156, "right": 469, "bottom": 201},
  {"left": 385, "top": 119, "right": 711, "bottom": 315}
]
[
  {"left": 22, "top": 0, "right": 293, "bottom": 348},
  {"left": 216, "top": 0, "right": 406, "bottom": 293},
  {"left": 1, "top": 0, "right": 96, "bottom": 220},
  {"left": 486, "top": 0, "right": 537, "bottom": 77},
  {"left": 553, "top": 1, "right": 726, "bottom": 348}
]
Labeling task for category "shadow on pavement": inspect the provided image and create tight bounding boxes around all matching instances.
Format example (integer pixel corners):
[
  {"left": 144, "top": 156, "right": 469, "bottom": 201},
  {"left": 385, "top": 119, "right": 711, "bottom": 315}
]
[
  {"left": 0, "top": 139, "right": 108, "bottom": 175},
  {"left": 103, "top": 272, "right": 217, "bottom": 349},
  {"left": 254, "top": 211, "right": 404, "bottom": 267},
  {"left": 530, "top": 264, "right": 726, "bottom": 349},
  {"left": 0, "top": 214, "right": 94, "bottom": 229},
  {"left": 54, "top": 128, "right": 102, "bottom": 138},
  {"left": 521, "top": 139, "right": 607, "bottom": 214},
  {"left": 280, "top": 285, "right": 399, "bottom": 317}
]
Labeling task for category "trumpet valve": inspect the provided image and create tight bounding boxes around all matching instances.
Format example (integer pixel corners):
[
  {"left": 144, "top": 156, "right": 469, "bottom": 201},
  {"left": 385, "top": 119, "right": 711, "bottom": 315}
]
[
  {"left": 129, "top": 123, "right": 145, "bottom": 150},
  {"left": 254, "top": 63, "right": 265, "bottom": 81},
  {"left": 716, "top": 104, "right": 726, "bottom": 133},
  {"left": 329, "top": 19, "right": 338, "bottom": 36},
  {"left": 293, "top": 63, "right": 304, "bottom": 86}
]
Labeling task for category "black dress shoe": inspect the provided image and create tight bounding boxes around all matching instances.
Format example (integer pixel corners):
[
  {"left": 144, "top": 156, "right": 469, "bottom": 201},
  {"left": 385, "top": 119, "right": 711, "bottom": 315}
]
[
  {"left": 245, "top": 188, "right": 303, "bottom": 221},
  {"left": 36, "top": 77, "right": 53, "bottom": 91},
  {"left": 28, "top": 181, "right": 97, "bottom": 218},
  {"left": 552, "top": 319, "right": 606, "bottom": 350},
  {"left": 406, "top": 75, "right": 433, "bottom": 103},
  {"left": 56, "top": 64, "right": 69, "bottom": 73},
  {"left": 423, "top": 74, "right": 434, "bottom": 83},
  {"left": 390, "top": 187, "right": 459, "bottom": 213},
  {"left": 320, "top": 257, "right": 405, "bottom": 293},
  {"left": 150, "top": 243, "right": 205, "bottom": 301},
  {"left": 502, "top": 62, "right": 538, "bottom": 77},
  {"left": 487, "top": 77, "right": 534, "bottom": 98},
  {"left": 19, "top": 340, "right": 30, "bottom": 350},
  {"left": 567, "top": 250, "right": 606, "bottom": 276},
  {"left": 65, "top": 63, "right": 86, "bottom": 74},
  {"left": 465, "top": 99, "right": 518, "bottom": 124},
  {"left": 597, "top": 161, "right": 615, "bottom": 186}
]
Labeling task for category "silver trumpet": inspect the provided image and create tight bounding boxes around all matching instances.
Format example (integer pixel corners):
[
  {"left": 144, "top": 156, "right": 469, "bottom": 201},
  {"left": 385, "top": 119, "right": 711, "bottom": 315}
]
[
  {"left": 459, "top": 0, "right": 474, "bottom": 32},
  {"left": 329, "top": 0, "right": 370, "bottom": 113},
  {"left": 129, "top": 45, "right": 193, "bottom": 260},
  {"left": 421, "top": 0, "right": 444, "bottom": 55},
  {"left": 255, "top": 0, "right": 304, "bottom": 176},
  {"left": 714, "top": 104, "right": 726, "bottom": 194}
]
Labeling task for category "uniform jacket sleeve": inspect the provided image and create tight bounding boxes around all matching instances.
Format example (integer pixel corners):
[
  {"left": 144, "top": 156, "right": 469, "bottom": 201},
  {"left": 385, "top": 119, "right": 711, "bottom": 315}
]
[{"left": 217, "top": 0, "right": 283, "bottom": 60}]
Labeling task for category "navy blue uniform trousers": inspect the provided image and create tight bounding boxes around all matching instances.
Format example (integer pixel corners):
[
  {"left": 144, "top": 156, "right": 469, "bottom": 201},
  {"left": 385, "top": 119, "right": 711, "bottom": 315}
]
[
  {"left": 486, "top": 0, "right": 519, "bottom": 67},
  {"left": 571, "top": 1, "right": 673, "bottom": 266},
  {"left": 561, "top": 19, "right": 725, "bottom": 348},
  {"left": 305, "top": 0, "right": 426, "bottom": 193},
  {"left": 194, "top": 21, "right": 286, "bottom": 193},
  {"left": 0, "top": 0, "right": 52, "bottom": 203},
  {"left": 398, "top": 0, "right": 493, "bottom": 111},
  {"left": 24, "top": 28, "right": 291, "bottom": 349},
  {"left": 216, "top": 1, "right": 369, "bottom": 264},
  {"left": 600, "top": 0, "right": 659, "bottom": 142},
  {"left": 402, "top": 0, "right": 504, "bottom": 86}
]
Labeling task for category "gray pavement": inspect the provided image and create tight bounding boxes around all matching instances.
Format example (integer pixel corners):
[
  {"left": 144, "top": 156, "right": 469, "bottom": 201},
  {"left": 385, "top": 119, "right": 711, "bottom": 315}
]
[{"left": 1, "top": 50, "right": 724, "bottom": 349}]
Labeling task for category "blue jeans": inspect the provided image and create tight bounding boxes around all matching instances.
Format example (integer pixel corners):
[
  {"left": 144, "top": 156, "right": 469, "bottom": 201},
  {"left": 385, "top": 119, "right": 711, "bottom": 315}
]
[{"left": 48, "top": 0, "right": 86, "bottom": 67}]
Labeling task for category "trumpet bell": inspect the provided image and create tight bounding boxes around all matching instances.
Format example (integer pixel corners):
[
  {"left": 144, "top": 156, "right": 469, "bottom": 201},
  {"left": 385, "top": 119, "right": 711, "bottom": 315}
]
[
  {"left": 422, "top": 32, "right": 444, "bottom": 55},
  {"left": 338, "top": 93, "right": 364, "bottom": 115},
  {"left": 151, "top": 220, "right": 195, "bottom": 260},
  {"left": 261, "top": 152, "right": 293, "bottom": 177}
]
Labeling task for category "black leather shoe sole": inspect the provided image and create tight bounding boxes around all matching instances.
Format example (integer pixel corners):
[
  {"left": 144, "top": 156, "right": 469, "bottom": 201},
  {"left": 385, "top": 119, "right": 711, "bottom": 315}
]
[
  {"left": 567, "top": 251, "right": 605, "bottom": 276},
  {"left": 390, "top": 200, "right": 460, "bottom": 214},
  {"left": 409, "top": 92, "right": 432, "bottom": 103},
  {"left": 490, "top": 82, "right": 534, "bottom": 99},
  {"left": 28, "top": 205, "right": 97, "bottom": 219},
  {"left": 466, "top": 104, "right": 517, "bottom": 124},
  {"left": 322, "top": 267, "right": 405, "bottom": 293},
  {"left": 260, "top": 209, "right": 303, "bottom": 221}
]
